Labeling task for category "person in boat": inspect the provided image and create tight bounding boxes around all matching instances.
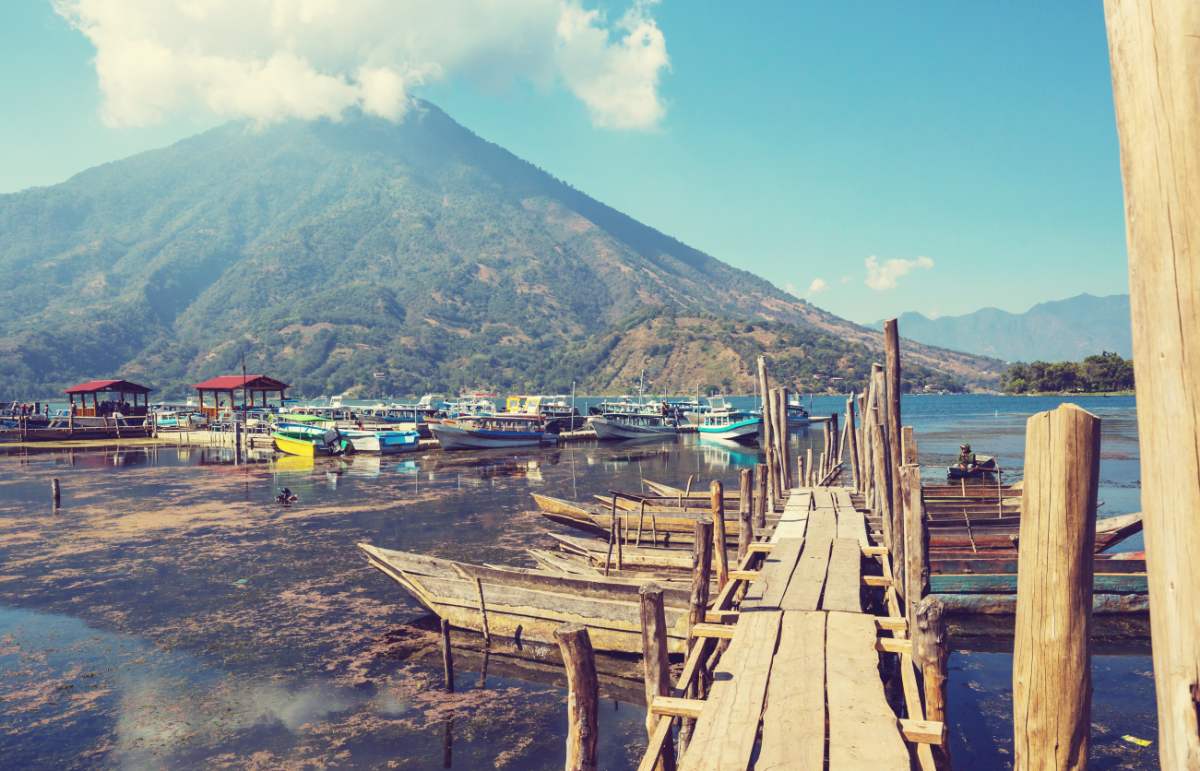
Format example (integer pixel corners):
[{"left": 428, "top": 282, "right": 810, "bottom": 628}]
[
  {"left": 957, "top": 443, "right": 976, "bottom": 470},
  {"left": 276, "top": 487, "right": 298, "bottom": 504}
]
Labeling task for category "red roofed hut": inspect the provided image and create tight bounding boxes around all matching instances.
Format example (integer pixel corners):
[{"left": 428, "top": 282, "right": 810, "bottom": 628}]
[
  {"left": 193, "top": 375, "right": 289, "bottom": 420},
  {"left": 64, "top": 379, "right": 152, "bottom": 418}
]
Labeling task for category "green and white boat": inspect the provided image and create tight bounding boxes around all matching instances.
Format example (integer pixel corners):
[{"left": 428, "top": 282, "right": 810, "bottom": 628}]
[{"left": 696, "top": 409, "right": 761, "bottom": 445}]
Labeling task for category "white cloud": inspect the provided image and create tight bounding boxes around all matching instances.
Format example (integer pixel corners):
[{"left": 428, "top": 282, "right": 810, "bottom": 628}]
[
  {"left": 864, "top": 255, "right": 934, "bottom": 291},
  {"left": 53, "top": 0, "right": 670, "bottom": 130},
  {"left": 807, "top": 278, "right": 829, "bottom": 295}
]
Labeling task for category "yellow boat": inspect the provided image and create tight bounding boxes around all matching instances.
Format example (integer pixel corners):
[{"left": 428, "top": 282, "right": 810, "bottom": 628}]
[{"left": 272, "top": 431, "right": 330, "bottom": 457}]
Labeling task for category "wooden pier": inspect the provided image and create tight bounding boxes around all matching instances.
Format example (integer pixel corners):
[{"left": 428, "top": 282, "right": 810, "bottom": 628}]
[{"left": 636, "top": 485, "right": 945, "bottom": 770}]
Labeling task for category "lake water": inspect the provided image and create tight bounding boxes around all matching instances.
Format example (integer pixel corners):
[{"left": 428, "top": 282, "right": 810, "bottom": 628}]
[{"left": 0, "top": 394, "right": 1155, "bottom": 768}]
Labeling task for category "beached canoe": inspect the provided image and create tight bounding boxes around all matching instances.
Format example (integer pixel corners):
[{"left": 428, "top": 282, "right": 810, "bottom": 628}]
[{"left": 357, "top": 543, "right": 693, "bottom": 654}]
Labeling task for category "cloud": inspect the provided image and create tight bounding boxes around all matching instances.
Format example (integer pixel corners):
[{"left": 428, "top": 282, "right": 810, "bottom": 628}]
[
  {"left": 53, "top": 0, "right": 669, "bottom": 130},
  {"left": 807, "top": 278, "right": 829, "bottom": 295},
  {"left": 864, "top": 255, "right": 934, "bottom": 291}
]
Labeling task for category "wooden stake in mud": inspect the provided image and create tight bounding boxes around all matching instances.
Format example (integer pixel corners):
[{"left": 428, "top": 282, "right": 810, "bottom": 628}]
[
  {"left": 555, "top": 624, "right": 599, "bottom": 771},
  {"left": 710, "top": 482, "right": 729, "bottom": 592},
  {"left": 639, "top": 584, "right": 677, "bottom": 771},
  {"left": 754, "top": 463, "right": 768, "bottom": 529},
  {"left": 737, "top": 469, "right": 754, "bottom": 562},
  {"left": 1012, "top": 404, "right": 1100, "bottom": 770},
  {"left": 846, "top": 395, "right": 861, "bottom": 492},
  {"left": 440, "top": 618, "right": 455, "bottom": 693},
  {"left": 51, "top": 478, "right": 61, "bottom": 508},
  {"left": 1105, "top": 3, "right": 1200, "bottom": 765}
]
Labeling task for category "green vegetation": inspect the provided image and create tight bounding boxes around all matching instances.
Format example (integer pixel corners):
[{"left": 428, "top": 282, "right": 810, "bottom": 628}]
[
  {"left": 1000, "top": 352, "right": 1134, "bottom": 394},
  {"left": 0, "top": 103, "right": 1001, "bottom": 399}
]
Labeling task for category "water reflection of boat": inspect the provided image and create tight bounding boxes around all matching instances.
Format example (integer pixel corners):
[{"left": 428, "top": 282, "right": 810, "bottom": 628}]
[
  {"left": 272, "top": 454, "right": 315, "bottom": 474},
  {"left": 357, "top": 544, "right": 691, "bottom": 654},
  {"left": 696, "top": 436, "right": 760, "bottom": 468}
]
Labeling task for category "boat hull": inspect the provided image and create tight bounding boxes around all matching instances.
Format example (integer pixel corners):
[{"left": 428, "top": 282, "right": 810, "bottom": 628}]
[
  {"left": 696, "top": 417, "right": 761, "bottom": 444},
  {"left": 273, "top": 433, "right": 331, "bottom": 457},
  {"left": 589, "top": 417, "right": 677, "bottom": 440},
  {"left": 430, "top": 422, "right": 555, "bottom": 450}
]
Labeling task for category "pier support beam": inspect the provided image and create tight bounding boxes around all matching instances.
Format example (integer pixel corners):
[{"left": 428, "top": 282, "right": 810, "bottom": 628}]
[
  {"left": 1012, "top": 404, "right": 1100, "bottom": 769},
  {"left": 710, "top": 482, "right": 729, "bottom": 592},
  {"left": 754, "top": 463, "right": 768, "bottom": 529},
  {"left": 640, "top": 585, "right": 677, "bottom": 771},
  {"left": 737, "top": 469, "right": 754, "bottom": 562},
  {"left": 555, "top": 624, "right": 599, "bottom": 771},
  {"left": 1105, "top": 2, "right": 1200, "bottom": 765}
]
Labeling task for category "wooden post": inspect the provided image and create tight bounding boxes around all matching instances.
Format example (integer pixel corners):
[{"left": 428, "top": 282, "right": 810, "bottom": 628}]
[
  {"left": 796, "top": 454, "right": 805, "bottom": 490},
  {"left": 555, "top": 624, "right": 599, "bottom": 771},
  {"left": 737, "top": 468, "right": 754, "bottom": 562},
  {"left": 440, "top": 618, "right": 455, "bottom": 693},
  {"left": 883, "top": 319, "right": 904, "bottom": 510},
  {"left": 901, "top": 425, "right": 917, "bottom": 465},
  {"left": 914, "top": 596, "right": 950, "bottom": 770},
  {"left": 689, "top": 519, "right": 713, "bottom": 638},
  {"left": 51, "top": 478, "right": 61, "bottom": 508},
  {"left": 1012, "top": 404, "right": 1100, "bottom": 769},
  {"left": 757, "top": 356, "right": 777, "bottom": 506},
  {"left": 805, "top": 447, "right": 814, "bottom": 487},
  {"left": 900, "top": 464, "right": 928, "bottom": 630},
  {"left": 777, "top": 388, "right": 791, "bottom": 490},
  {"left": 710, "top": 481, "right": 729, "bottom": 593},
  {"left": 846, "top": 395, "right": 861, "bottom": 492},
  {"left": 639, "top": 584, "right": 677, "bottom": 771},
  {"left": 1105, "top": 3, "right": 1200, "bottom": 765},
  {"left": 754, "top": 463, "right": 767, "bottom": 529}
]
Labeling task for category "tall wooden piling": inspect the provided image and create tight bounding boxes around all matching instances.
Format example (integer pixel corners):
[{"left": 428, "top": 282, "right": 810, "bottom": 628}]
[
  {"left": 1105, "top": 2, "right": 1200, "bottom": 764},
  {"left": 688, "top": 519, "right": 713, "bottom": 638},
  {"left": 757, "top": 357, "right": 778, "bottom": 507},
  {"left": 883, "top": 319, "right": 904, "bottom": 533},
  {"left": 901, "top": 426, "right": 917, "bottom": 465},
  {"left": 900, "top": 464, "right": 928, "bottom": 631},
  {"left": 805, "top": 447, "right": 814, "bottom": 487},
  {"left": 51, "top": 478, "right": 61, "bottom": 508},
  {"left": 754, "top": 463, "right": 767, "bottom": 529},
  {"left": 915, "top": 596, "right": 950, "bottom": 770},
  {"left": 710, "top": 482, "right": 729, "bottom": 592},
  {"left": 868, "top": 367, "right": 894, "bottom": 549},
  {"left": 555, "top": 624, "right": 599, "bottom": 771},
  {"left": 1012, "top": 404, "right": 1100, "bottom": 769},
  {"left": 846, "top": 395, "right": 861, "bottom": 492},
  {"left": 737, "top": 469, "right": 753, "bottom": 562},
  {"left": 639, "top": 584, "right": 677, "bottom": 771}
]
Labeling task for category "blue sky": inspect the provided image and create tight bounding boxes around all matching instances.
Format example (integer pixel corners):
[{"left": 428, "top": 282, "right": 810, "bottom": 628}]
[{"left": 0, "top": 2, "right": 1128, "bottom": 324}]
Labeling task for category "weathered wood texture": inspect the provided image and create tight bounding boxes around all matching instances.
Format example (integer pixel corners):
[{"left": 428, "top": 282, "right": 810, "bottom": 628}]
[
  {"left": 1012, "top": 405, "right": 1100, "bottom": 770},
  {"left": 556, "top": 624, "right": 599, "bottom": 771},
  {"left": 883, "top": 319, "right": 904, "bottom": 531},
  {"left": 639, "top": 585, "right": 677, "bottom": 771},
  {"left": 826, "top": 611, "right": 911, "bottom": 767},
  {"left": 737, "top": 469, "right": 754, "bottom": 562},
  {"left": 915, "top": 596, "right": 951, "bottom": 770},
  {"left": 1105, "top": 2, "right": 1200, "bottom": 766},
  {"left": 846, "top": 395, "right": 862, "bottom": 492},
  {"left": 901, "top": 464, "right": 929, "bottom": 633},
  {"left": 710, "top": 482, "right": 729, "bottom": 592},
  {"left": 757, "top": 611, "right": 826, "bottom": 770},
  {"left": 754, "top": 462, "right": 768, "bottom": 529}
]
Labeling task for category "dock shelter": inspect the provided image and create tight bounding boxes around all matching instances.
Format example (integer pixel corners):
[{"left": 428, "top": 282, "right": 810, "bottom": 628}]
[
  {"left": 192, "top": 375, "right": 289, "bottom": 420},
  {"left": 64, "top": 379, "right": 151, "bottom": 417}
]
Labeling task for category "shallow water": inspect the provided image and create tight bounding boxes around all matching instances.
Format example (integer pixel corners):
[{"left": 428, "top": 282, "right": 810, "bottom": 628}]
[{"left": 0, "top": 394, "right": 1156, "bottom": 768}]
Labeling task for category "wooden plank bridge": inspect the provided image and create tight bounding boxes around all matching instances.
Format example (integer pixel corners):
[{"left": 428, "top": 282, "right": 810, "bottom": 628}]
[{"left": 638, "top": 485, "right": 946, "bottom": 770}]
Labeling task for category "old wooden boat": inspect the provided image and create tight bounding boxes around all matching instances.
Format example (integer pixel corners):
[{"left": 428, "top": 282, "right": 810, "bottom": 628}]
[
  {"left": 429, "top": 415, "right": 557, "bottom": 450},
  {"left": 358, "top": 543, "right": 692, "bottom": 654},
  {"left": 947, "top": 454, "right": 999, "bottom": 480},
  {"left": 588, "top": 412, "right": 679, "bottom": 440},
  {"left": 932, "top": 569, "right": 1148, "bottom": 615}
]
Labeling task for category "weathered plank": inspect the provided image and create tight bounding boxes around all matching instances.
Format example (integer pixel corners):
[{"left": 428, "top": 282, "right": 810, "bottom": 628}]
[
  {"left": 822, "top": 538, "right": 863, "bottom": 612},
  {"left": 757, "top": 611, "right": 826, "bottom": 770},
  {"left": 780, "top": 509, "right": 837, "bottom": 611},
  {"left": 742, "top": 538, "right": 804, "bottom": 608},
  {"left": 826, "top": 611, "right": 910, "bottom": 768},
  {"left": 680, "top": 610, "right": 782, "bottom": 770},
  {"left": 836, "top": 502, "right": 869, "bottom": 545}
]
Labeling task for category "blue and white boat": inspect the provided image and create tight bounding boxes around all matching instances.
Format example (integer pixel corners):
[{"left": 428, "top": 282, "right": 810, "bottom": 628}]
[
  {"left": 339, "top": 428, "right": 421, "bottom": 455},
  {"left": 429, "top": 415, "right": 556, "bottom": 450}
]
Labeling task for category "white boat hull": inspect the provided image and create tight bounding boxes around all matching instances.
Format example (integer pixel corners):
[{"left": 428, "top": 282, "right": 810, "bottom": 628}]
[
  {"left": 589, "top": 417, "right": 677, "bottom": 440},
  {"left": 429, "top": 422, "right": 556, "bottom": 450}
]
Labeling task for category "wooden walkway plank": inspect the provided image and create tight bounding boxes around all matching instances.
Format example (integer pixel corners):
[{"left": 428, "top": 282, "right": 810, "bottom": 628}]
[
  {"left": 826, "top": 612, "right": 910, "bottom": 769},
  {"left": 812, "top": 487, "right": 835, "bottom": 510},
  {"left": 757, "top": 611, "right": 826, "bottom": 770},
  {"left": 821, "top": 538, "right": 863, "bottom": 612},
  {"left": 680, "top": 610, "right": 783, "bottom": 770},
  {"left": 742, "top": 538, "right": 805, "bottom": 608},
  {"left": 780, "top": 508, "right": 837, "bottom": 611}
]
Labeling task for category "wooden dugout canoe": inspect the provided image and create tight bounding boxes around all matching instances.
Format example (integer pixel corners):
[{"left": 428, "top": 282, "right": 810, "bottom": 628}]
[
  {"left": 932, "top": 571, "right": 1148, "bottom": 615},
  {"left": 358, "top": 543, "right": 692, "bottom": 654}
]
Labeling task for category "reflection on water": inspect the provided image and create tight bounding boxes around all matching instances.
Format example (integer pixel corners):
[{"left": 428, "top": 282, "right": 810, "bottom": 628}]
[{"left": 0, "top": 395, "right": 1153, "bottom": 768}]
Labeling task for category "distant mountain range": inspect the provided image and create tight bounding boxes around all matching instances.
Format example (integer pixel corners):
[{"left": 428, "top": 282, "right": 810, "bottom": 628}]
[
  {"left": 876, "top": 293, "right": 1131, "bottom": 363},
  {"left": 0, "top": 101, "right": 1002, "bottom": 397}
]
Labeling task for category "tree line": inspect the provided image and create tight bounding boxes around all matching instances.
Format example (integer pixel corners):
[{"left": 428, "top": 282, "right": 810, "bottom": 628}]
[{"left": 1000, "top": 351, "right": 1134, "bottom": 394}]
